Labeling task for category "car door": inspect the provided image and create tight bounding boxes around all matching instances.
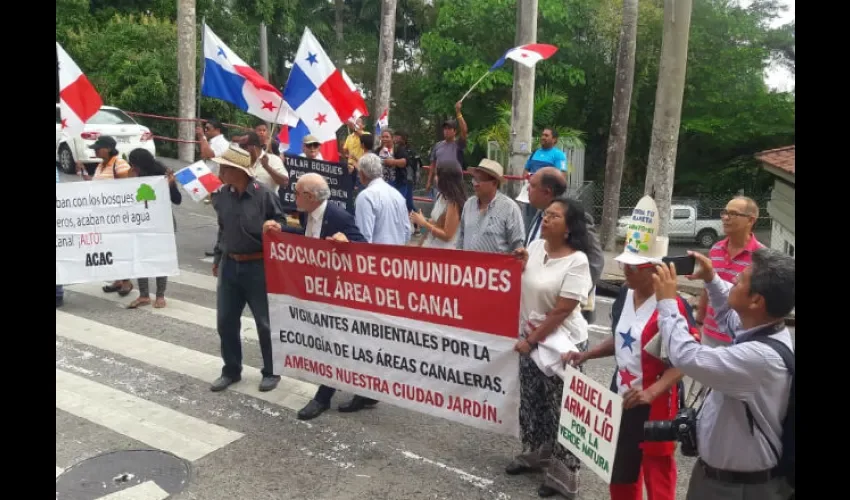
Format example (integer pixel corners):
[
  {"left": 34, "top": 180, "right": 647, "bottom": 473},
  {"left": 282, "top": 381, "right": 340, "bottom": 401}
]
[
  {"left": 670, "top": 207, "right": 695, "bottom": 237},
  {"left": 55, "top": 106, "right": 63, "bottom": 151}
]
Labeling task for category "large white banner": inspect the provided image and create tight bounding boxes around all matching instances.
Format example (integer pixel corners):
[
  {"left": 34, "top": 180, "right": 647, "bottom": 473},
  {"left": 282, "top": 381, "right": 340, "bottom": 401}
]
[
  {"left": 56, "top": 176, "right": 178, "bottom": 285},
  {"left": 264, "top": 231, "right": 523, "bottom": 436}
]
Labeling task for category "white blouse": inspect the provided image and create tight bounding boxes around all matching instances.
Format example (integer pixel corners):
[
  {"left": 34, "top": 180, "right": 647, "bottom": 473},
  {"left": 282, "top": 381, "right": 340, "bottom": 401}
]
[{"left": 520, "top": 239, "right": 593, "bottom": 345}]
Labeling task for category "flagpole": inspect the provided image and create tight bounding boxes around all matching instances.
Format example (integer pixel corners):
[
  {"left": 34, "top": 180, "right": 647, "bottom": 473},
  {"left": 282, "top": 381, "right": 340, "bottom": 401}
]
[
  {"left": 196, "top": 17, "right": 206, "bottom": 120},
  {"left": 459, "top": 70, "right": 493, "bottom": 102}
]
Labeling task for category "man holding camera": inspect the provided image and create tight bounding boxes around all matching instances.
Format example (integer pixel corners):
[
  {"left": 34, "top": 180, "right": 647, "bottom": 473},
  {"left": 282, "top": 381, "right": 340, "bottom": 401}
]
[{"left": 653, "top": 249, "right": 795, "bottom": 500}]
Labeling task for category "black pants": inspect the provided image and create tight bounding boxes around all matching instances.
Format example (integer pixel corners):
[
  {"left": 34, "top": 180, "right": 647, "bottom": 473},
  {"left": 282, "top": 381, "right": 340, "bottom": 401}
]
[
  {"left": 313, "top": 385, "right": 378, "bottom": 407},
  {"left": 216, "top": 258, "right": 275, "bottom": 378}
]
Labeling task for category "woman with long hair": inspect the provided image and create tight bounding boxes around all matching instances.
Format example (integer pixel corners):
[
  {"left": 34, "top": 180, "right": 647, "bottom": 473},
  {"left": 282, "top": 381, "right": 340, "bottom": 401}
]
[
  {"left": 410, "top": 160, "right": 467, "bottom": 248},
  {"left": 125, "top": 148, "right": 182, "bottom": 309},
  {"left": 510, "top": 197, "right": 593, "bottom": 498}
]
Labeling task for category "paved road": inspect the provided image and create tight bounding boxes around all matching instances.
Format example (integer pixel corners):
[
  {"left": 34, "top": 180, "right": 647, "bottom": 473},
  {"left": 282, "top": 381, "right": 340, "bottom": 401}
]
[{"left": 56, "top": 166, "right": 789, "bottom": 499}]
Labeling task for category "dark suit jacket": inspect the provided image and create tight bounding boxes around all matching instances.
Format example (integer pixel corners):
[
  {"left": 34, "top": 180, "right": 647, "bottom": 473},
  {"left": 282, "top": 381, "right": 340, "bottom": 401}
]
[{"left": 288, "top": 202, "right": 367, "bottom": 242}]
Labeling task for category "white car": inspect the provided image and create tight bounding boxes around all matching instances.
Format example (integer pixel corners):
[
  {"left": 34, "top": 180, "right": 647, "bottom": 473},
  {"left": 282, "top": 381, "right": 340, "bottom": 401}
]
[
  {"left": 56, "top": 104, "right": 156, "bottom": 174},
  {"left": 616, "top": 204, "right": 725, "bottom": 248}
]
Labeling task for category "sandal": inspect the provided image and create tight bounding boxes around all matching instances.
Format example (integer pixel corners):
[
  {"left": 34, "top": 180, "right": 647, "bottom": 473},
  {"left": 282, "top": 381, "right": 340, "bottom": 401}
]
[
  {"left": 126, "top": 297, "right": 151, "bottom": 309},
  {"left": 153, "top": 297, "right": 167, "bottom": 309},
  {"left": 117, "top": 282, "right": 134, "bottom": 297}
]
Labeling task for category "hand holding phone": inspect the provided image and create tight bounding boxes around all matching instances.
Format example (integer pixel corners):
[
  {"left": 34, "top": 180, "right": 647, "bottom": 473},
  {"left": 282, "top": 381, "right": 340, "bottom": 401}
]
[{"left": 661, "top": 255, "right": 697, "bottom": 276}]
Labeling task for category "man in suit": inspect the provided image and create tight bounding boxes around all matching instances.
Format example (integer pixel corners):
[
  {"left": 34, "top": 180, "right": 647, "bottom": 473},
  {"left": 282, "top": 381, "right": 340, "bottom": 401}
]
[
  {"left": 525, "top": 167, "right": 605, "bottom": 323},
  {"left": 262, "top": 173, "right": 368, "bottom": 421}
]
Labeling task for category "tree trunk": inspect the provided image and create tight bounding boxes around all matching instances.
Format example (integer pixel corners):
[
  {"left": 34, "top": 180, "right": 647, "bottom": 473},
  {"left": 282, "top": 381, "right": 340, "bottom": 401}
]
[
  {"left": 176, "top": 0, "right": 197, "bottom": 163},
  {"left": 599, "top": 0, "right": 639, "bottom": 251},
  {"left": 644, "top": 0, "right": 693, "bottom": 236},
  {"left": 375, "top": 0, "right": 398, "bottom": 118},
  {"left": 334, "top": 0, "right": 345, "bottom": 63},
  {"left": 507, "top": 0, "right": 539, "bottom": 198}
]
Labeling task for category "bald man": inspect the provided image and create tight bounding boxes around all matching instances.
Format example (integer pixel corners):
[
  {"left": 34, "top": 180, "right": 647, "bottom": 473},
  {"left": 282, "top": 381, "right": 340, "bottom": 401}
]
[{"left": 525, "top": 167, "right": 605, "bottom": 323}]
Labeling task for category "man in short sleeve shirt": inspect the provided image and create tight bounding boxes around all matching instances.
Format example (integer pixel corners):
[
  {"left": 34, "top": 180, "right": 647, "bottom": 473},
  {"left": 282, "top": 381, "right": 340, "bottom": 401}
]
[{"left": 696, "top": 196, "right": 766, "bottom": 347}]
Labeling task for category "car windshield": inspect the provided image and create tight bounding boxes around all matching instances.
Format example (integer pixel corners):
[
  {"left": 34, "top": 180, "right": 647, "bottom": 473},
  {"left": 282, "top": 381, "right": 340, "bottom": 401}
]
[{"left": 87, "top": 109, "right": 137, "bottom": 126}]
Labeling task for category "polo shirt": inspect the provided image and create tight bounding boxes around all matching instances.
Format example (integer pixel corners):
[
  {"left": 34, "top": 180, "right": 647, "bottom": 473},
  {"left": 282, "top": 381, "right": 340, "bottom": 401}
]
[{"left": 702, "top": 235, "right": 765, "bottom": 343}]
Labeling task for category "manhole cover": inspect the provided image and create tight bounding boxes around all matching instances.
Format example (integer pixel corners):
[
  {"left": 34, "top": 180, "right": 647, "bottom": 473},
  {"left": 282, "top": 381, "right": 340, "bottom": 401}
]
[{"left": 56, "top": 449, "right": 190, "bottom": 500}]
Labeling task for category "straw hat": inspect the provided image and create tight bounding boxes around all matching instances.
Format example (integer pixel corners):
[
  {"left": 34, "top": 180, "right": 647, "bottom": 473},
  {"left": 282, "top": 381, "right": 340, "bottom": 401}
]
[
  {"left": 614, "top": 195, "right": 669, "bottom": 266},
  {"left": 212, "top": 145, "right": 254, "bottom": 177},
  {"left": 470, "top": 158, "right": 505, "bottom": 183}
]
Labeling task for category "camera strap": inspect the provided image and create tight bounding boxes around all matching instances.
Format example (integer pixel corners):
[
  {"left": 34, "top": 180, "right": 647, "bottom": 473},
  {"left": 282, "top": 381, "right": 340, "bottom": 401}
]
[{"left": 692, "top": 321, "right": 786, "bottom": 418}]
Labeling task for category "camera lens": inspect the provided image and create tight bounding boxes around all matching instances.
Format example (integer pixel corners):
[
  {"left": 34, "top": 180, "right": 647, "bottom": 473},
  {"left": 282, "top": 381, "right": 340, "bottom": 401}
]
[{"left": 643, "top": 420, "right": 677, "bottom": 442}]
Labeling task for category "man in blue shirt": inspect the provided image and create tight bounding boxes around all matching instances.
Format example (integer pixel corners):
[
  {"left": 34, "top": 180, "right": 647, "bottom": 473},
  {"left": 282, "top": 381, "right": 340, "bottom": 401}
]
[{"left": 524, "top": 128, "right": 568, "bottom": 176}]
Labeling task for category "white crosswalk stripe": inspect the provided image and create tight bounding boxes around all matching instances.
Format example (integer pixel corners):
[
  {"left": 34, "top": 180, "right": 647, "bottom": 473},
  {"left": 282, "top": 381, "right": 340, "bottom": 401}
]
[{"left": 56, "top": 268, "right": 318, "bottom": 493}]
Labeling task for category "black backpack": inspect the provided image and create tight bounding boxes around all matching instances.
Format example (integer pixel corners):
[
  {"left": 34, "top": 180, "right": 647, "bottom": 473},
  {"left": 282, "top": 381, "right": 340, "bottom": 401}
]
[{"left": 740, "top": 336, "right": 795, "bottom": 489}]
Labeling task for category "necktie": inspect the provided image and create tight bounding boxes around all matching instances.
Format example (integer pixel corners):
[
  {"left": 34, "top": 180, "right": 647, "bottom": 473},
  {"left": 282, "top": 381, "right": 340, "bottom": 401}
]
[{"left": 527, "top": 212, "right": 542, "bottom": 246}]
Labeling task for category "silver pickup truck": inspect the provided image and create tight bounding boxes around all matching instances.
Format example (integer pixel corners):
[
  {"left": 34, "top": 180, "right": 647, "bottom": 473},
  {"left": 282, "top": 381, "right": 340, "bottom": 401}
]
[{"left": 617, "top": 204, "right": 724, "bottom": 248}]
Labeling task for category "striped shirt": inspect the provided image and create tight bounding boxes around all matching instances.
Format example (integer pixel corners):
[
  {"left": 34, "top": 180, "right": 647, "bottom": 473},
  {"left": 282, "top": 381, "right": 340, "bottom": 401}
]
[
  {"left": 93, "top": 156, "right": 131, "bottom": 180},
  {"left": 703, "top": 235, "right": 765, "bottom": 342},
  {"left": 456, "top": 192, "right": 525, "bottom": 254}
]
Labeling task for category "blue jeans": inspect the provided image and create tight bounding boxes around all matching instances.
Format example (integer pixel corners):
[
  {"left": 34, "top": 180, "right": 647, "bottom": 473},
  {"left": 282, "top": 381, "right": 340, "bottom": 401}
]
[
  {"left": 395, "top": 183, "right": 415, "bottom": 212},
  {"left": 216, "top": 258, "right": 275, "bottom": 378}
]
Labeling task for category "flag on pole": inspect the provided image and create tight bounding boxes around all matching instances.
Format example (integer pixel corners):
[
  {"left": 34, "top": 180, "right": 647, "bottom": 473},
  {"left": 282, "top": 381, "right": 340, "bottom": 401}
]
[
  {"left": 56, "top": 42, "right": 103, "bottom": 138},
  {"left": 174, "top": 161, "right": 224, "bottom": 202},
  {"left": 490, "top": 44, "right": 559, "bottom": 71},
  {"left": 375, "top": 109, "right": 389, "bottom": 136},
  {"left": 201, "top": 25, "right": 299, "bottom": 127},
  {"left": 278, "top": 28, "right": 369, "bottom": 163}
]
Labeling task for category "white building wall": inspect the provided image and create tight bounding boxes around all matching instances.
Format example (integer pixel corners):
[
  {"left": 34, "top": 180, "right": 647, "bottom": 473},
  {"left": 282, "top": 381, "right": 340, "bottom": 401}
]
[{"left": 770, "top": 220, "right": 795, "bottom": 258}]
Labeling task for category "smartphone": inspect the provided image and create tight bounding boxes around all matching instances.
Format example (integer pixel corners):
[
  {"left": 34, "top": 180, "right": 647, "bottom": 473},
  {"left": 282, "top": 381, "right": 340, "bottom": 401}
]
[{"left": 661, "top": 255, "right": 697, "bottom": 275}]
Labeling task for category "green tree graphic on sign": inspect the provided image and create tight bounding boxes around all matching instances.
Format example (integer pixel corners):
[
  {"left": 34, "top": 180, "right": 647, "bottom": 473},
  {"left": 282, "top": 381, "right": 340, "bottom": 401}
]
[{"left": 136, "top": 183, "right": 156, "bottom": 209}]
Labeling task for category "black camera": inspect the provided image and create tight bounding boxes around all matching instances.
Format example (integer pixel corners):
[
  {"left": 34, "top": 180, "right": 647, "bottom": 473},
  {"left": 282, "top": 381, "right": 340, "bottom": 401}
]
[{"left": 643, "top": 407, "right": 699, "bottom": 457}]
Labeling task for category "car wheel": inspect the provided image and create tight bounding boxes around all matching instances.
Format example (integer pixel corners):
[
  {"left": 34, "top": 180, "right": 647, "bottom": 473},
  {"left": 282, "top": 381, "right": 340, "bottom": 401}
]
[
  {"left": 697, "top": 229, "right": 718, "bottom": 248},
  {"left": 59, "top": 145, "right": 76, "bottom": 174}
]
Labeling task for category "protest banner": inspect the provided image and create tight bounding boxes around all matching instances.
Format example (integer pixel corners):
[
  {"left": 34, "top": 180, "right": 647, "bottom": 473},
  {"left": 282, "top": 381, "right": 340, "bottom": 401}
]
[
  {"left": 264, "top": 231, "right": 522, "bottom": 436},
  {"left": 557, "top": 365, "right": 623, "bottom": 484},
  {"left": 56, "top": 176, "right": 179, "bottom": 285},
  {"left": 280, "top": 154, "right": 354, "bottom": 213}
]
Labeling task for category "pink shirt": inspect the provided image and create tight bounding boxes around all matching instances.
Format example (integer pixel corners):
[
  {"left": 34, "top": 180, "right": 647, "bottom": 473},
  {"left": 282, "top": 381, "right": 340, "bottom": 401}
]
[{"left": 702, "top": 235, "right": 765, "bottom": 342}]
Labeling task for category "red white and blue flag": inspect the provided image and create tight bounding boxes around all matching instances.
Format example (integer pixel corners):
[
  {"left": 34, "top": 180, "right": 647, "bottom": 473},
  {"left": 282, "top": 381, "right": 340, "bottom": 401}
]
[
  {"left": 278, "top": 28, "right": 369, "bottom": 163},
  {"left": 174, "top": 161, "right": 224, "bottom": 202},
  {"left": 56, "top": 42, "right": 103, "bottom": 138},
  {"left": 375, "top": 109, "right": 389, "bottom": 136},
  {"left": 201, "top": 25, "right": 299, "bottom": 127},
  {"left": 490, "top": 43, "right": 559, "bottom": 71}
]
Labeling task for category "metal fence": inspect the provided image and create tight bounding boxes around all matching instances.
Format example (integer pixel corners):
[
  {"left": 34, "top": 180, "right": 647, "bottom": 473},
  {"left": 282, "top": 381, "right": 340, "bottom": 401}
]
[{"left": 586, "top": 183, "right": 773, "bottom": 248}]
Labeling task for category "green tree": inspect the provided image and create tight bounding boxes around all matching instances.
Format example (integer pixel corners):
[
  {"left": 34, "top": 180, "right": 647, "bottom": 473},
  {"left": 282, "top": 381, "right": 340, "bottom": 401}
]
[{"left": 136, "top": 183, "right": 156, "bottom": 208}]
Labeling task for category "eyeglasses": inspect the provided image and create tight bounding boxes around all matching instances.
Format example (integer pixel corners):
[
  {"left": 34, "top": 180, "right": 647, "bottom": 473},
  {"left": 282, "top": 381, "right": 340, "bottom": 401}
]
[
  {"left": 306, "top": 144, "right": 320, "bottom": 149},
  {"left": 720, "top": 209, "right": 751, "bottom": 218},
  {"left": 542, "top": 211, "right": 564, "bottom": 221}
]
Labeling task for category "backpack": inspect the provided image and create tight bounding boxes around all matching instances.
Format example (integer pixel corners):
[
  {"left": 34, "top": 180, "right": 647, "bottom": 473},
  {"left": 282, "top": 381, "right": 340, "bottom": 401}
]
[{"left": 739, "top": 335, "right": 795, "bottom": 489}]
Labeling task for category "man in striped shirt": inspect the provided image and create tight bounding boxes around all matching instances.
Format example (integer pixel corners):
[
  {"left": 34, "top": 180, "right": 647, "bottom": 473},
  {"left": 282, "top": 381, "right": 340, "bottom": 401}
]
[
  {"left": 456, "top": 159, "right": 525, "bottom": 254},
  {"left": 695, "top": 196, "right": 765, "bottom": 347}
]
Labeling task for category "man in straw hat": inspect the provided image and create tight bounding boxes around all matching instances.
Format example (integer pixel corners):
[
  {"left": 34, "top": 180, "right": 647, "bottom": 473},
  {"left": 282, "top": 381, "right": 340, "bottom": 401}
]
[
  {"left": 300, "top": 135, "right": 324, "bottom": 161},
  {"left": 564, "top": 196, "right": 700, "bottom": 500},
  {"left": 209, "top": 145, "right": 286, "bottom": 394},
  {"left": 456, "top": 158, "right": 525, "bottom": 254}
]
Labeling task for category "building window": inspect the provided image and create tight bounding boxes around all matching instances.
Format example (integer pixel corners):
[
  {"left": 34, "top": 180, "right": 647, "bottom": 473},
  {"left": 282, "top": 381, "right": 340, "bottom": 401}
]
[{"left": 784, "top": 241, "right": 795, "bottom": 258}]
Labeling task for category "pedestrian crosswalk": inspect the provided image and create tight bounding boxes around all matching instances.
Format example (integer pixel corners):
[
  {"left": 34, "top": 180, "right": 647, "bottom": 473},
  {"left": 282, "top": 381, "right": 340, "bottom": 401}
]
[
  {"left": 56, "top": 267, "right": 622, "bottom": 498},
  {"left": 56, "top": 268, "right": 317, "bottom": 496}
]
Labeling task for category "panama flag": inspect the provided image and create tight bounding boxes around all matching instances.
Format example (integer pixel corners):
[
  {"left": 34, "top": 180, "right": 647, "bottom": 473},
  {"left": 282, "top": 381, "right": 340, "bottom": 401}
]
[
  {"left": 202, "top": 25, "right": 299, "bottom": 127},
  {"left": 174, "top": 161, "right": 224, "bottom": 202},
  {"left": 278, "top": 28, "right": 369, "bottom": 163},
  {"left": 56, "top": 42, "right": 103, "bottom": 138},
  {"left": 374, "top": 109, "right": 388, "bottom": 136},
  {"left": 490, "top": 43, "right": 558, "bottom": 71}
]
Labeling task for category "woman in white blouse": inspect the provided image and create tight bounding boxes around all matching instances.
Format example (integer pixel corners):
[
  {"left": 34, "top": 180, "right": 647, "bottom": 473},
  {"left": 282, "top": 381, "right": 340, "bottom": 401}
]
[
  {"left": 410, "top": 161, "right": 467, "bottom": 249},
  {"left": 508, "top": 197, "right": 593, "bottom": 499}
]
